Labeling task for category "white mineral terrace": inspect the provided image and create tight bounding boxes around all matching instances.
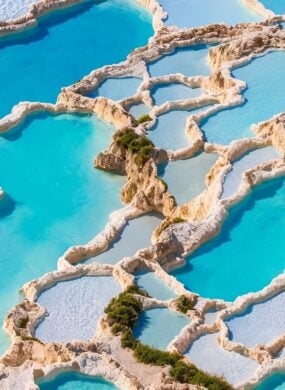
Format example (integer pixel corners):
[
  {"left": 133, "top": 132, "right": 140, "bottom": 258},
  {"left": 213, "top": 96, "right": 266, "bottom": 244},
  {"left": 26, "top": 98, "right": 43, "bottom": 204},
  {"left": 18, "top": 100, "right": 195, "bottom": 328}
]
[{"left": 0, "top": 0, "right": 285, "bottom": 389}]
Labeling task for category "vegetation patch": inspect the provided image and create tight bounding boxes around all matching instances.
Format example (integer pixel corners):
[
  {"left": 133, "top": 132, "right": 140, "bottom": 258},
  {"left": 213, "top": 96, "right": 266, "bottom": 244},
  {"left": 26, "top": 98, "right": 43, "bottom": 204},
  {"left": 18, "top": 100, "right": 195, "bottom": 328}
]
[
  {"left": 115, "top": 128, "right": 154, "bottom": 167},
  {"left": 105, "top": 284, "right": 232, "bottom": 389},
  {"left": 176, "top": 295, "right": 198, "bottom": 314},
  {"left": 136, "top": 114, "right": 152, "bottom": 125},
  {"left": 157, "top": 177, "right": 168, "bottom": 191}
]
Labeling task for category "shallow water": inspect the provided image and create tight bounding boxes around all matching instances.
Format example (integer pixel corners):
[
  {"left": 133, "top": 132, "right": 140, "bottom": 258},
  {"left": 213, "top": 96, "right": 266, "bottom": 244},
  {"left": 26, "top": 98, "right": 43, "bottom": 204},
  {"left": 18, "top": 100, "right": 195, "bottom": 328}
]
[
  {"left": 226, "top": 291, "right": 285, "bottom": 347},
  {"left": 0, "top": 0, "right": 36, "bottom": 20},
  {"left": 260, "top": 0, "right": 285, "bottom": 15},
  {"left": 128, "top": 103, "right": 149, "bottom": 118},
  {"left": 222, "top": 146, "right": 280, "bottom": 199},
  {"left": 135, "top": 271, "right": 177, "bottom": 300},
  {"left": 148, "top": 45, "right": 211, "bottom": 78},
  {"left": 201, "top": 51, "right": 285, "bottom": 144},
  {"left": 185, "top": 333, "right": 259, "bottom": 384},
  {"left": 172, "top": 177, "right": 285, "bottom": 301},
  {"left": 158, "top": 152, "right": 218, "bottom": 204},
  {"left": 204, "top": 309, "right": 219, "bottom": 325},
  {"left": 36, "top": 276, "right": 121, "bottom": 342},
  {"left": 160, "top": 0, "right": 261, "bottom": 28},
  {"left": 255, "top": 373, "right": 285, "bottom": 390},
  {"left": 152, "top": 83, "right": 201, "bottom": 106},
  {"left": 88, "top": 77, "right": 142, "bottom": 101},
  {"left": 38, "top": 371, "right": 118, "bottom": 390},
  {"left": 148, "top": 106, "right": 212, "bottom": 150},
  {"left": 0, "top": 113, "right": 124, "bottom": 354},
  {"left": 0, "top": 0, "right": 153, "bottom": 118},
  {"left": 134, "top": 307, "right": 189, "bottom": 349},
  {"left": 86, "top": 213, "right": 163, "bottom": 265}
]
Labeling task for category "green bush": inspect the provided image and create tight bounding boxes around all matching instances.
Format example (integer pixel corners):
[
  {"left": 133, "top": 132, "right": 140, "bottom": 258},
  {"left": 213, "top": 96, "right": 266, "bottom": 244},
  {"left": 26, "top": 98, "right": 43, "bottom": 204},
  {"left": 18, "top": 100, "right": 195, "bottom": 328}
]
[
  {"left": 157, "top": 177, "right": 168, "bottom": 191},
  {"left": 134, "top": 344, "right": 181, "bottom": 366},
  {"left": 172, "top": 217, "right": 185, "bottom": 224},
  {"left": 18, "top": 317, "right": 29, "bottom": 329},
  {"left": 137, "top": 114, "right": 151, "bottom": 125},
  {"left": 176, "top": 295, "right": 198, "bottom": 314},
  {"left": 121, "top": 329, "right": 138, "bottom": 349}
]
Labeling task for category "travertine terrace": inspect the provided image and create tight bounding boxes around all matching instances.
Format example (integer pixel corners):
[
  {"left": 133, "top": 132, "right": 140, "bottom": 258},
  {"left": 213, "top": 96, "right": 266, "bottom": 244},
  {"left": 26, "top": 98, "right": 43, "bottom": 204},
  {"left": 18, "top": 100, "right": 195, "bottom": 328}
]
[{"left": 0, "top": 0, "right": 285, "bottom": 389}]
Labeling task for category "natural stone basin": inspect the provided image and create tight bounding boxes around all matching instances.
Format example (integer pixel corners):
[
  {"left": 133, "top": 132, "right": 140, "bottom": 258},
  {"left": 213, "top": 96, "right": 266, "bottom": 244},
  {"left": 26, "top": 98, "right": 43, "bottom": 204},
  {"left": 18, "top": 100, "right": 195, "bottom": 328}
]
[
  {"left": 158, "top": 152, "right": 218, "bottom": 204},
  {"left": 226, "top": 291, "right": 285, "bottom": 347},
  {"left": 35, "top": 276, "right": 121, "bottom": 342},
  {"left": 129, "top": 103, "right": 149, "bottom": 118},
  {"left": 260, "top": 0, "right": 285, "bottom": 14},
  {"left": 0, "top": 0, "right": 153, "bottom": 118},
  {"left": 0, "top": 0, "right": 36, "bottom": 20},
  {"left": 148, "top": 44, "right": 211, "bottom": 78},
  {"left": 172, "top": 176, "right": 285, "bottom": 301},
  {"left": 151, "top": 83, "right": 202, "bottom": 106},
  {"left": 185, "top": 332, "right": 259, "bottom": 385},
  {"left": 255, "top": 372, "right": 285, "bottom": 389},
  {"left": 86, "top": 213, "right": 163, "bottom": 265},
  {"left": 159, "top": 0, "right": 262, "bottom": 28},
  {"left": 0, "top": 113, "right": 124, "bottom": 355},
  {"left": 204, "top": 309, "right": 219, "bottom": 325},
  {"left": 135, "top": 271, "right": 177, "bottom": 300},
  {"left": 87, "top": 77, "right": 142, "bottom": 101},
  {"left": 38, "top": 371, "right": 118, "bottom": 390},
  {"left": 222, "top": 146, "right": 280, "bottom": 199},
  {"left": 201, "top": 51, "right": 285, "bottom": 144},
  {"left": 134, "top": 307, "right": 189, "bottom": 349},
  {"left": 148, "top": 106, "right": 211, "bottom": 150}
]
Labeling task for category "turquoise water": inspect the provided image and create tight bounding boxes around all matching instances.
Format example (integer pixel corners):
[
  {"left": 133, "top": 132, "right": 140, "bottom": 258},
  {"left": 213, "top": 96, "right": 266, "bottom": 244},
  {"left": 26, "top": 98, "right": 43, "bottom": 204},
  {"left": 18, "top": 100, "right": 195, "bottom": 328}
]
[
  {"left": 88, "top": 77, "right": 142, "bottom": 101},
  {"left": 38, "top": 372, "right": 118, "bottom": 390},
  {"left": 160, "top": 0, "right": 262, "bottom": 28},
  {"left": 148, "top": 45, "right": 211, "bottom": 78},
  {"left": 260, "top": 0, "right": 285, "bottom": 14},
  {"left": 152, "top": 83, "right": 201, "bottom": 106},
  {"left": 148, "top": 106, "right": 212, "bottom": 150},
  {"left": 158, "top": 152, "right": 218, "bottom": 204},
  {"left": 36, "top": 276, "right": 121, "bottom": 342},
  {"left": 129, "top": 103, "right": 149, "bottom": 118},
  {"left": 86, "top": 213, "right": 162, "bottom": 265},
  {"left": 226, "top": 291, "right": 285, "bottom": 347},
  {"left": 201, "top": 51, "right": 285, "bottom": 144},
  {"left": 0, "top": 113, "right": 124, "bottom": 354},
  {"left": 135, "top": 271, "right": 177, "bottom": 300},
  {"left": 172, "top": 177, "right": 285, "bottom": 301},
  {"left": 0, "top": 0, "right": 153, "bottom": 118},
  {"left": 185, "top": 332, "right": 259, "bottom": 384},
  {"left": 256, "top": 373, "right": 285, "bottom": 390},
  {"left": 134, "top": 307, "right": 189, "bottom": 349},
  {"left": 222, "top": 146, "right": 280, "bottom": 199}
]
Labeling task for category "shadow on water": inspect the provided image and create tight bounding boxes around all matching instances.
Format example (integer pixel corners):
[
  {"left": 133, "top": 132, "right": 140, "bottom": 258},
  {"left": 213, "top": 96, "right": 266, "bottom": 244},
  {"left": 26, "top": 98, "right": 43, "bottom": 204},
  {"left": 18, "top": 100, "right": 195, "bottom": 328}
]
[
  {"left": 133, "top": 310, "right": 153, "bottom": 339},
  {"left": 173, "top": 176, "right": 285, "bottom": 278},
  {"left": 0, "top": 0, "right": 100, "bottom": 48},
  {"left": 0, "top": 192, "right": 17, "bottom": 218}
]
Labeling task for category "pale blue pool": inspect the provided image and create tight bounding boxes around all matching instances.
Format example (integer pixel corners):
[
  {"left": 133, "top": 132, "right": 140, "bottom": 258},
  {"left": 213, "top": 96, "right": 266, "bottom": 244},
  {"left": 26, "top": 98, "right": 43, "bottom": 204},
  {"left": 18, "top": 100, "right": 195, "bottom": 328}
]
[
  {"left": 0, "top": 113, "right": 124, "bottom": 354},
  {"left": 129, "top": 103, "right": 149, "bottom": 118},
  {"left": 148, "top": 45, "right": 212, "bottom": 78},
  {"left": 159, "top": 0, "right": 262, "bottom": 28},
  {"left": 0, "top": 0, "right": 153, "bottom": 118},
  {"left": 86, "top": 213, "right": 163, "bottom": 265},
  {"left": 135, "top": 271, "right": 177, "bottom": 300},
  {"left": 185, "top": 332, "right": 259, "bottom": 384},
  {"left": 134, "top": 307, "right": 189, "bottom": 349},
  {"left": 256, "top": 373, "right": 285, "bottom": 390},
  {"left": 260, "top": 0, "right": 285, "bottom": 15},
  {"left": 38, "top": 372, "right": 118, "bottom": 390},
  {"left": 87, "top": 77, "right": 142, "bottom": 101},
  {"left": 226, "top": 291, "right": 285, "bottom": 347},
  {"left": 172, "top": 177, "right": 285, "bottom": 301},
  {"left": 222, "top": 146, "right": 280, "bottom": 199},
  {"left": 158, "top": 152, "right": 218, "bottom": 204},
  {"left": 36, "top": 276, "right": 121, "bottom": 342},
  {"left": 152, "top": 83, "right": 201, "bottom": 106},
  {"left": 201, "top": 51, "right": 285, "bottom": 144},
  {"left": 148, "top": 105, "right": 212, "bottom": 150}
]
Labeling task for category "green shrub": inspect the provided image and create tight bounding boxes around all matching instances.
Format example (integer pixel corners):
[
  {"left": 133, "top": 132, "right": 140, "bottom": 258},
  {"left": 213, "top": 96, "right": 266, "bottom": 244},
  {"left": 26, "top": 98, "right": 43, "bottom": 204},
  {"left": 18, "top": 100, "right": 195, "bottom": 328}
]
[
  {"left": 172, "top": 217, "right": 185, "bottom": 224},
  {"left": 134, "top": 344, "right": 181, "bottom": 366},
  {"left": 157, "top": 177, "right": 168, "bottom": 191},
  {"left": 18, "top": 317, "right": 29, "bottom": 329},
  {"left": 137, "top": 114, "right": 151, "bottom": 124},
  {"left": 176, "top": 295, "right": 198, "bottom": 314},
  {"left": 121, "top": 329, "right": 138, "bottom": 349}
]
